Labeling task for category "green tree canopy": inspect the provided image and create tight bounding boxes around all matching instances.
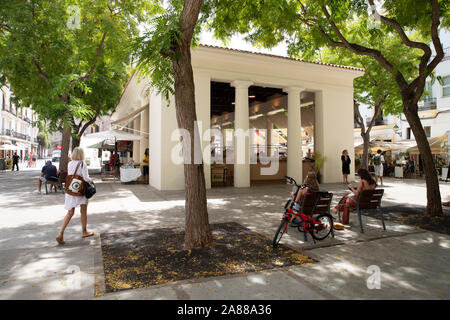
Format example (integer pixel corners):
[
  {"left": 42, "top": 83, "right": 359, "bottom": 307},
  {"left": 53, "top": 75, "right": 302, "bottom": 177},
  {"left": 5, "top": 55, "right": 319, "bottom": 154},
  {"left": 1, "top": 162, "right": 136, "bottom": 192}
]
[
  {"left": 0, "top": 0, "right": 156, "bottom": 168},
  {"left": 200, "top": 0, "right": 449, "bottom": 216}
]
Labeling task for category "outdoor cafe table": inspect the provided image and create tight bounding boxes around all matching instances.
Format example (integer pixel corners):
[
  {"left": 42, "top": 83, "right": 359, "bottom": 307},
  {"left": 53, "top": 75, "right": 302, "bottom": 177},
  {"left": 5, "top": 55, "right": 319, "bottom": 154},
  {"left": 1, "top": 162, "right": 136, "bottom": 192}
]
[{"left": 120, "top": 167, "right": 141, "bottom": 183}]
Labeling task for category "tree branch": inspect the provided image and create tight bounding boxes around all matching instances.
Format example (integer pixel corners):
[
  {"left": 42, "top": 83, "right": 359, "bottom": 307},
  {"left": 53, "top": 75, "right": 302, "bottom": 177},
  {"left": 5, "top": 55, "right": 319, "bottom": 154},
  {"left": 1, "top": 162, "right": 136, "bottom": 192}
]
[
  {"left": 367, "top": 0, "right": 430, "bottom": 54},
  {"left": 34, "top": 60, "right": 55, "bottom": 89},
  {"left": 79, "top": 104, "right": 102, "bottom": 136},
  {"left": 366, "top": 95, "right": 385, "bottom": 136},
  {"left": 61, "top": 32, "right": 107, "bottom": 101},
  {"left": 319, "top": 4, "right": 410, "bottom": 90},
  {"left": 179, "top": 0, "right": 203, "bottom": 43},
  {"left": 354, "top": 101, "right": 366, "bottom": 138},
  {"left": 0, "top": 23, "right": 11, "bottom": 32},
  {"left": 426, "top": 0, "right": 444, "bottom": 74}
]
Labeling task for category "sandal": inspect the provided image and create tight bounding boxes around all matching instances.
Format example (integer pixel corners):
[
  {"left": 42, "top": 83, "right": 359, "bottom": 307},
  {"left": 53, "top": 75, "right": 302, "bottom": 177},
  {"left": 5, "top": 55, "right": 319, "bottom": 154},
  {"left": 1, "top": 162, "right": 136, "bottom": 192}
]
[
  {"left": 56, "top": 235, "right": 65, "bottom": 245},
  {"left": 82, "top": 232, "right": 94, "bottom": 238}
]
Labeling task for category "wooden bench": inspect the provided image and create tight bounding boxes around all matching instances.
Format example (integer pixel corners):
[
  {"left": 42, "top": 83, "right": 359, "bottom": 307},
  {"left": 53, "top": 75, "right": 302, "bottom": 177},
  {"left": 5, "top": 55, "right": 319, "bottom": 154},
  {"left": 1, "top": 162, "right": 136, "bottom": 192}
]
[
  {"left": 44, "top": 177, "right": 60, "bottom": 194},
  {"left": 44, "top": 172, "right": 67, "bottom": 195},
  {"left": 299, "top": 191, "right": 334, "bottom": 241},
  {"left": 338, "top": 189, "right": 385, "bottom": 233}
]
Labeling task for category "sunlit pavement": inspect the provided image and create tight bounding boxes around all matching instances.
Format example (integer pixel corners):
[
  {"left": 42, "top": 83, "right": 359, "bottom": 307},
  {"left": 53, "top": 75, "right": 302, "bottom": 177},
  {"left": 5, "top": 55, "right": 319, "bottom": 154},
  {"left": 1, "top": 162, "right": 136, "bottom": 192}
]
[{"left": 0, "top": 167, "right": 449, "bottom": 300}]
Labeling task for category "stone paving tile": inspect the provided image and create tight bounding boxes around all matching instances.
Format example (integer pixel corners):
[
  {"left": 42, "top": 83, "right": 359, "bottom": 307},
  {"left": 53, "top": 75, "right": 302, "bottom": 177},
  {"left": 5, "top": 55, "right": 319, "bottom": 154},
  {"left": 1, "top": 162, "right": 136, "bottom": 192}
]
[
  {"left": 0, "top": 272, "right": 95, "bottom": 300},
  {"left": 1, "top": 169, "right": 449, "bottom": 300},
  {"left": 178, "top": 270, "right": 329, "bottom": 300}
]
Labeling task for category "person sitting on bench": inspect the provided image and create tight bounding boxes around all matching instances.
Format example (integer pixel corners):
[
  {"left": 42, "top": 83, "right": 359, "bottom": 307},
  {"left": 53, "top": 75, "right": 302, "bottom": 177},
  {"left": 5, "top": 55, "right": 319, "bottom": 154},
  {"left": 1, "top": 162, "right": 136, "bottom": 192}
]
[
  {"left": 37, "top": 160, "right": 59, "bottom": 194},
  {"left": 293, "top": 172, "right": 320, "bottom": 207},
  {"left": 331, "top": 168, "right": 376, "bottom": 224}
]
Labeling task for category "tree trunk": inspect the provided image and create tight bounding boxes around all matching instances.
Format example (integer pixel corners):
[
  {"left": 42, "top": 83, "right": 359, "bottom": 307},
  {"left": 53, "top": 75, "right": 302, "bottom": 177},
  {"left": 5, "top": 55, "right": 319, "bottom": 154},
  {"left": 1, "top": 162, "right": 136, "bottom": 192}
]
[
  {"left": 71, "top": 136, "right": 80, "bottom": 151},
  {"left": 361, "top": 134, "right": 370, "bottom": 170},
  {"left": 172, "top": 0, "right": 212, "bottom": 249},
  {"left": 59, "top": 125, "right": 72, "bottom": 173},
  {"left": 404, "top": 105, "right": 442, "bottom": 217}
]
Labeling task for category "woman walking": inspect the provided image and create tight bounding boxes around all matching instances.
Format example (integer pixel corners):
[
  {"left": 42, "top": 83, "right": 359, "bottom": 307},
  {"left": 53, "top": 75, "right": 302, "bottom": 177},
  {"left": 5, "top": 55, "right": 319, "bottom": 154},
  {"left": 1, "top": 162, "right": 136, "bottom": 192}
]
[
  {"left": 56, "top": 147, "right": 94, "bottom": 245},
  {"left": 341, "top": 150, "right": 351, "bottom": 184}
]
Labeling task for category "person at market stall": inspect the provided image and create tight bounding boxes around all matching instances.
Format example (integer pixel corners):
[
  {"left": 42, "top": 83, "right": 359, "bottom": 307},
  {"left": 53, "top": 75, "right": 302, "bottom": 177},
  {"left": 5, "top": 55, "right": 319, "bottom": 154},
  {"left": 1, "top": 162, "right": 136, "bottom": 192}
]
[{"left": 143, "top": 148, "right": 149, "bottom": 184}]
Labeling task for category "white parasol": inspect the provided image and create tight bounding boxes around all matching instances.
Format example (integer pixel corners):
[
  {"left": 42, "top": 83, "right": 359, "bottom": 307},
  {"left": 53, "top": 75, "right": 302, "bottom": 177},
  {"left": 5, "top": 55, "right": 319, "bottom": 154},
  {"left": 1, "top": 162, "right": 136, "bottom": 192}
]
[
  {"left": 84, "top": 130, "right": 143, "bottom": 141},
  {"left": 0, "top": 144, "right": 21, "bottom": 151}
]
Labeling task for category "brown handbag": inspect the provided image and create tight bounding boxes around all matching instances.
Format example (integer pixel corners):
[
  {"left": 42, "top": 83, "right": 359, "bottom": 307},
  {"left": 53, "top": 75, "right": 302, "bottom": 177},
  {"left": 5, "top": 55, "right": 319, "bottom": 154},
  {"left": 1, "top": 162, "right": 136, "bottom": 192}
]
[{"left": 65, "top": 161, "right": 86, "bottom": 196}]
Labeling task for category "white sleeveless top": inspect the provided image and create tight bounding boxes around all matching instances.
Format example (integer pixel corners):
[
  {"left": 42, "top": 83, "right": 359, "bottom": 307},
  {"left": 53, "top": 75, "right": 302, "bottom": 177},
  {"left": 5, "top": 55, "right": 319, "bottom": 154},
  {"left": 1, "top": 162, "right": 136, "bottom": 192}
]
[{"left": 64, "top": 161, "right": 92, "bottom": 210}]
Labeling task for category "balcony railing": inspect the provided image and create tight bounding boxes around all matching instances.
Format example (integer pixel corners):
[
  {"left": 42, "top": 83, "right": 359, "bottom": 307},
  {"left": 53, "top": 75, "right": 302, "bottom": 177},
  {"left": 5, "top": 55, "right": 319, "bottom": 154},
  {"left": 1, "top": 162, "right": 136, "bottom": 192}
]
[
  {"left": 365, "top": 117, "right": 386, "bottom": 126},
  {"left": 12, "top": 131, "right": 29, "bottom": 141},
  {"left": 418, "top": 97, "right": 437, "bottom": 110},
  {"left": 444, "top": 47, "right": 450, "bottom": 61}
]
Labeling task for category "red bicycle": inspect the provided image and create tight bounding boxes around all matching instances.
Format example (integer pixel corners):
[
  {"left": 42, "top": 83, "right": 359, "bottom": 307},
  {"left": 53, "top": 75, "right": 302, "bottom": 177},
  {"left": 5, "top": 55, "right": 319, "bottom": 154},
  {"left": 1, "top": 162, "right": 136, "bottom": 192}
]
[{"left": 273, "top": 176, "right": 334, "bottom": 247}]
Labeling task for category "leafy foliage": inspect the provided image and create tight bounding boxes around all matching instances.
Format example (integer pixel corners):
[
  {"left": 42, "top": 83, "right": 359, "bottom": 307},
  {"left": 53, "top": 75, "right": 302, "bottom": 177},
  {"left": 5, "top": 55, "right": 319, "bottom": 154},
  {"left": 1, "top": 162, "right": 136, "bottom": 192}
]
[
  {"left": 134, "top": 5, "right": 180, "bottom": 102},
  {"left": 0, "top": 0, "right": 156, "bottom": 135},
  {"left": 201, "top": 0, "right": 448, "bottom": 91}
]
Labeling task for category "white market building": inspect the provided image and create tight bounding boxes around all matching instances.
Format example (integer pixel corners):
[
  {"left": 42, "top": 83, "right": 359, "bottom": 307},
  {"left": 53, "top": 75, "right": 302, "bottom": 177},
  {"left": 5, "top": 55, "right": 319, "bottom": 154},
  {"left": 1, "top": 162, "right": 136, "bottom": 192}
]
[{"left": 111, "top": 45, "right": 364, "bottom": 191}]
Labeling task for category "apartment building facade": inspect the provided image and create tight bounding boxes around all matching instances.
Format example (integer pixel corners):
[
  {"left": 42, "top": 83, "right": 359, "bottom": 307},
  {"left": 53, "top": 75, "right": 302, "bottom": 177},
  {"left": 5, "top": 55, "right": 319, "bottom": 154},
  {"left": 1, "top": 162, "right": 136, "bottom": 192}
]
[
  {"left": 0, "top": 84, "right": 40, "bottom": 159},
  {"left": 354, "top": 30, "right": 450, "bottom": 162}
]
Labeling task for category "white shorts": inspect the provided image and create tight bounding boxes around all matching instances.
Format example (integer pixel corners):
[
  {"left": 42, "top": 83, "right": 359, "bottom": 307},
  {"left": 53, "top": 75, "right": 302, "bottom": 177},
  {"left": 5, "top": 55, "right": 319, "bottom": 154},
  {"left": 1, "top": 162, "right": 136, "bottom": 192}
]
[{"left": 374, "top": 165, "right": 383, "bottom": 177}]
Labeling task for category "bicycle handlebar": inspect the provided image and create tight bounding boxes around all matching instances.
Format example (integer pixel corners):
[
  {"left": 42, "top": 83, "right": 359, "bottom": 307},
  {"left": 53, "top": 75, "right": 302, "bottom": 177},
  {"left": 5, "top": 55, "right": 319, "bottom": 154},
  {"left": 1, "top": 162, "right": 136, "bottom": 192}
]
[{"left": 285, "top": 176, "right": 305, "bottom": 188}]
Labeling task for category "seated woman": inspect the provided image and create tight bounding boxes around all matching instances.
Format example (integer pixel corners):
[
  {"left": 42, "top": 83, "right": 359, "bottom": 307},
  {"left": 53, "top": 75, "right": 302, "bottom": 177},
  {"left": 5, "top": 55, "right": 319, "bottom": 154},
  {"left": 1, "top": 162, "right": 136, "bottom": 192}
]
[
  {"left": 291, "top": 171, "right": 320, "bottom": 211},
  {"left": 289, "top": 172, "right": 320, "bottom": 225},
  {"left": 331, "top": 168, "right": 376, "bottom": 224}
]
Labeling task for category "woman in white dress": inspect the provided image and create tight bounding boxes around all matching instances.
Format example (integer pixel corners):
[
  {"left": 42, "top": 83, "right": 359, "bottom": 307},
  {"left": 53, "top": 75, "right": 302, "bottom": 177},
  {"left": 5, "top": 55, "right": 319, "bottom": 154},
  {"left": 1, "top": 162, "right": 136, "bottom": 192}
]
[{"left": 56, "top": 147, "right": 94, "bottom": 245}]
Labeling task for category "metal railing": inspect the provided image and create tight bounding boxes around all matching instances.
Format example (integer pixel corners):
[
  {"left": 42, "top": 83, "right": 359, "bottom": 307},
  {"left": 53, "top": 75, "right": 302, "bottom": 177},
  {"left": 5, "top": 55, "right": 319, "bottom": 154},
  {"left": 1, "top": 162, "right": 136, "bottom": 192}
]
[
  {"left": 429, "top": 47, "right": 450, "bottom": 62},
  {"left": 418, "top": 97, "right": 437, "bottom": 110}
]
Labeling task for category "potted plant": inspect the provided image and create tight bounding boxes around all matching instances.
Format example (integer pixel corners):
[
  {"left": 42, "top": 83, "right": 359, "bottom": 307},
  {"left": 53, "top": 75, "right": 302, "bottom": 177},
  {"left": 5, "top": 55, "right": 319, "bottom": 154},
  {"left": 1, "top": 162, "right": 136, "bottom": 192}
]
[
  {"left": 355, "top": 158, "right": 361, "bottom": 171},
  {"left": 313, "top": 151, "right": 326, "bottom": 184}
]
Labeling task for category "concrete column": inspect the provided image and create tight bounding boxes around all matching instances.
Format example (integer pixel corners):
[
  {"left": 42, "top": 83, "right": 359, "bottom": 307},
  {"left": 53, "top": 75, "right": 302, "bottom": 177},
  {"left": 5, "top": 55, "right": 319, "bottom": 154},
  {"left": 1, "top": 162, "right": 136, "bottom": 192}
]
[
  {"left": 284, "top": 86, "right": 304, "bottom": 183},
  {"left": 194, "top": 72, "right": 211, "bottom": 189},
  {"left": 133, "top": 115, "right": 141, "bottom": 163},
  {"left": 315, "top": 87, "right": 355, "bottom": 183},
  {"left": 266, "top": 118, "right": 273, "bottom": 157},
  {"left": 149, "top": 91, "right": 184, "bottom": 190},
  {"left": 231, "top": 80, "right": 253, "bottom": 188}
]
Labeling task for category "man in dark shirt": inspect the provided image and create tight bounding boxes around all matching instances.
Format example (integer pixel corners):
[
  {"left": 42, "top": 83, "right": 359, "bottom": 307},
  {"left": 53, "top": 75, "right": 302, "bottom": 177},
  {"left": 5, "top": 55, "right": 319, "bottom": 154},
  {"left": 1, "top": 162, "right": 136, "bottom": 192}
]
[
  {"left": 12, "top": 152, "right": 20, "bottom": 171},
  {"left": 37, "top": 160, "right": 59, "bottom": 194}
]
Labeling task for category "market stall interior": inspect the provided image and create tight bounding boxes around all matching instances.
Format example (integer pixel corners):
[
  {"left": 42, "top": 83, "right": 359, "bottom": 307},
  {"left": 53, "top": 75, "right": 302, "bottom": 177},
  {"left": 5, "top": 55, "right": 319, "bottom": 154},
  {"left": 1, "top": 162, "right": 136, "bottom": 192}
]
[{"left": 84, "top": 130, "right": 144, "bottom": 183}]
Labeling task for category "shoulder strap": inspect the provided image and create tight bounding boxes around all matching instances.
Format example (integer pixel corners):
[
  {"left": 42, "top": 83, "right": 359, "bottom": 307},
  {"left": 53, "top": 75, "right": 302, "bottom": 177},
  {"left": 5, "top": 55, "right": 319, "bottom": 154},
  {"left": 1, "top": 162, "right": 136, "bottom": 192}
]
[{"left": 73, "top": 161, "right": 82, "bottom": 176}]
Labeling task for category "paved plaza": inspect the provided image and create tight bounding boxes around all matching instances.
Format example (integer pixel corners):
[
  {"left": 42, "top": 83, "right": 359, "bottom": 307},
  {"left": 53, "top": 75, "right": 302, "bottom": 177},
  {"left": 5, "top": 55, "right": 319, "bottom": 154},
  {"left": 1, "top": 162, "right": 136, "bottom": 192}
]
[{"left": 0, "top": 161, "right": 449, "bottom": 300}]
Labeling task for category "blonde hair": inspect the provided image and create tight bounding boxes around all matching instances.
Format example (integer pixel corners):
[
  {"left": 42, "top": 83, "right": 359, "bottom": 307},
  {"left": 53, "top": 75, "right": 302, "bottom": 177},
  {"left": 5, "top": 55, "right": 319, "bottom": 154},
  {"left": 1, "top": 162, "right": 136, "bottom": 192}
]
[
  {"left": 303, "top": 171, "right": 320, "bottom": 190},
  {"left": 71, "top": 147, "right": 85, "bottom": 161}
]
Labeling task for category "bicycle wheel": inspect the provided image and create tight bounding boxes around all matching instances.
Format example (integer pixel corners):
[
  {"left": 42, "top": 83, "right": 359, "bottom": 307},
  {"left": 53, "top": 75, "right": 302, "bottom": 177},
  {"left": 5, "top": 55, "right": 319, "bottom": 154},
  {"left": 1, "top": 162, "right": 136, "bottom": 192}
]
[
  {"left": 273, "top": 219, "right": 289, "bottom": 247},
  {"left": 311, "top": 213, "right": 333, "bottom": 241}
]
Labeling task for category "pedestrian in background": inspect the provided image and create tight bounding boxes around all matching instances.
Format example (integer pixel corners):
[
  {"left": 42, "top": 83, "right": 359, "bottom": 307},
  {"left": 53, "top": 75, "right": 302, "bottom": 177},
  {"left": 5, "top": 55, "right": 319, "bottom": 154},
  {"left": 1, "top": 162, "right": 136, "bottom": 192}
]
[
  {"left": 12, "top": 152, "right": 20, "bottom": 171},
  {"left": 341, "top": 149, "right": 351, "bottom": 184},
  {"left": 372, "top": 149, "right": 385, "bottom": 186},
  {"left": 143, "top": 148, "right": 149, "bottom": 184}
]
